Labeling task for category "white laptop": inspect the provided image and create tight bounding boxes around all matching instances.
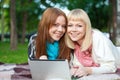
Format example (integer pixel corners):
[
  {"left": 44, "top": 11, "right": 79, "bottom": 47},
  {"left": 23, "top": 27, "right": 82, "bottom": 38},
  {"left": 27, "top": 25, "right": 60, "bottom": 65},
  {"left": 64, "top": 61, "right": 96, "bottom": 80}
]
[{"left": 28, "top": 59, "right": 71, "bottom": 80}]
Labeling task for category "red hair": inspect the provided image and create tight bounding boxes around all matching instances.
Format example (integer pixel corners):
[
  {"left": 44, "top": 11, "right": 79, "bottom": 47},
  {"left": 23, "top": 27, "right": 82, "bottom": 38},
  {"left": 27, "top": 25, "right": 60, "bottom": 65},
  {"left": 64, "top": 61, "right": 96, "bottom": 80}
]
[{"left": 36, "top": 8, "right": 70, "bottom": 60}]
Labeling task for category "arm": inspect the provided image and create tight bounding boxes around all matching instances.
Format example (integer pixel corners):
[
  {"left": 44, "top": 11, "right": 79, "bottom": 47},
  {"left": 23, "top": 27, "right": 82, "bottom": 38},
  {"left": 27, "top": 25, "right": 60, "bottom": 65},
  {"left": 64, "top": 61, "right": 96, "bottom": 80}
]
[
  {"left": 91, "top": 29, "right": 117, "bottom": 74},
  {"left": 28, "top": 34, "right": 37, "bottom": 59}
]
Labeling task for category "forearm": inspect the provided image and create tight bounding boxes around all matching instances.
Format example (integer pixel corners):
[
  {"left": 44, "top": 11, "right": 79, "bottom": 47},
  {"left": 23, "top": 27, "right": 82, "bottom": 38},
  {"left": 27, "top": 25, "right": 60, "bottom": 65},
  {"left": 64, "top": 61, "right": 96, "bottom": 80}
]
[
  {"left": 85, "top": 64, "right": 117, "bottom": 74},
  {"left": 91, "top": 66, "right": 117, "bottom": 74}
]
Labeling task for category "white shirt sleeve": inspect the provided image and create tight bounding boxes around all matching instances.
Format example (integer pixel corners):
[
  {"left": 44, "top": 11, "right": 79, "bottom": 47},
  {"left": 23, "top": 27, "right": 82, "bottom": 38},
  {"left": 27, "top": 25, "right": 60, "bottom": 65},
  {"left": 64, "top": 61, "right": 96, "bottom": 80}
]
[{"left": 91, "top": 29, "right": 117, "bottom": 74}]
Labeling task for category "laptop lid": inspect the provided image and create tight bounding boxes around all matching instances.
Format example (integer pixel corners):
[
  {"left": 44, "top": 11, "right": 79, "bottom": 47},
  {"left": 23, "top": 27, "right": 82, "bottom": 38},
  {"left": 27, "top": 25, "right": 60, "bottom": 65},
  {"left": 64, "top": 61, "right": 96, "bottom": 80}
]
[{"left": 28, "top": 59, "right": 71, "bottom": 80}]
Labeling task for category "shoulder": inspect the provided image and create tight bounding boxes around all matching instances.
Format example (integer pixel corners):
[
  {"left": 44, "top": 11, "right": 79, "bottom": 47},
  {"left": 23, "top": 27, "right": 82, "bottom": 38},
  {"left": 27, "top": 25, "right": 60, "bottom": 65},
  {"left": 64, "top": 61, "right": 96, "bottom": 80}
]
[
  {"left": 28, "top": 33, "right": 37, "bottom": 59},
  {"left": 92, "top": 29, "right": 110, "bottom": 42},
  {"left": 92, "top": 29, "right": 107, "bottom": 38},
  {"left": 92, "top": 29, "right": 118, "bottom": 56},
  {"left": 29, "top": 33, "right": 37, "bottom": 41},
  {"left": 92, "top": 29, "right": 116, "bottom": 52},
  {"left": 28, "top": 33, "right": 37, "bottom": 46}
]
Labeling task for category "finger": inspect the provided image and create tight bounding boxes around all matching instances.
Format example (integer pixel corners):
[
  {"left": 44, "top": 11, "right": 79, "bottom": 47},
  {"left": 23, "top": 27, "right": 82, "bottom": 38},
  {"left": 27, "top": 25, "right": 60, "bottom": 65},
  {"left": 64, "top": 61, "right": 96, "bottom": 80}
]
[
  {"left": 74, "top": 69, "right": 85, "bottom": 77},
  {"left": 39, "top": 55, "right": 47, "bottom": 59},
  {"left": 73, "top": 66, "right": 79, "bottom": 69},
  {"left": 70, "top": 68, "right": 77, "bottom": 75}
]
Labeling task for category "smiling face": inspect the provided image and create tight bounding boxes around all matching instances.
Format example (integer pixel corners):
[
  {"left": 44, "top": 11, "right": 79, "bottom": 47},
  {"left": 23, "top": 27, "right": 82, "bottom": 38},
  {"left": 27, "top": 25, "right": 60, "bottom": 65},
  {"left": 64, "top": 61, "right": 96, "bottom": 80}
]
[
  {"left": 67, "top": 20, "right": 86, "bottom": 44},
  {"left": 49, "top": 15, "right": 66, "bottom": 41}
]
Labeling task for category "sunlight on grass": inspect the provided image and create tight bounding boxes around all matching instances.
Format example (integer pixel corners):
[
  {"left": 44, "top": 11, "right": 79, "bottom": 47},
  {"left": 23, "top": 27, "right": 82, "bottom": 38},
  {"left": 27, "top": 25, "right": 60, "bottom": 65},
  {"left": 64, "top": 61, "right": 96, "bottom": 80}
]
[{"left": 0, "top": 42, "right": 29, "bottom": 64}]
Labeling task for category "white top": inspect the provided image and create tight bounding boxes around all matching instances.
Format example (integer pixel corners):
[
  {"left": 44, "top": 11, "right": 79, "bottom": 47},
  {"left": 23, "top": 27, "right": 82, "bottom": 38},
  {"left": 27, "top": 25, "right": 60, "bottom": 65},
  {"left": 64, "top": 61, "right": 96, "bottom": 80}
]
[{"left": 71, "top": 29, "right": 120, "bottom": 74}]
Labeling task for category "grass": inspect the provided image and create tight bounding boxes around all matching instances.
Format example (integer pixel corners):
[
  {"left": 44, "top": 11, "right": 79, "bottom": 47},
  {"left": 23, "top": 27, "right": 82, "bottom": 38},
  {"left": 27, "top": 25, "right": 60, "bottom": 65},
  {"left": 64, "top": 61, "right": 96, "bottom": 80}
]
[{"left": 0, "top": 42, "right": 28, "bottom": 64}]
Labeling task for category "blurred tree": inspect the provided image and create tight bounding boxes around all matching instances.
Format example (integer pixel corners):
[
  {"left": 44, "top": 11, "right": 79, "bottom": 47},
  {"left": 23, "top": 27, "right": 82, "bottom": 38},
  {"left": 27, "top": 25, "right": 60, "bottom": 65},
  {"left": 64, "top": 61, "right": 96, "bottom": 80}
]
[
  {"left": 10, "top": 0, "right": 17, "bottom": 50},
  {"left": 16, "top": 0, "right": 47, "bottom": 43},
  {"left": 1, "top": 0, "right": 5, "bottom": 41},
  {"left": 0, "top": 0, "right": 9, "bottom": 41},
  {"left": 109, "top": 0, "right": 117, "bottom": 44}
]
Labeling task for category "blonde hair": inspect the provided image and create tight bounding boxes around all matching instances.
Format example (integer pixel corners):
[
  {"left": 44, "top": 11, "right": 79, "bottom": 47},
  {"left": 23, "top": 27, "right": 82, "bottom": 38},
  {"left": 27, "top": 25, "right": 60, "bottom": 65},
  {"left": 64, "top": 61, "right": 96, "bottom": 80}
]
[{"left": 65, "top": 9, "right": 92, "bottom": 51}]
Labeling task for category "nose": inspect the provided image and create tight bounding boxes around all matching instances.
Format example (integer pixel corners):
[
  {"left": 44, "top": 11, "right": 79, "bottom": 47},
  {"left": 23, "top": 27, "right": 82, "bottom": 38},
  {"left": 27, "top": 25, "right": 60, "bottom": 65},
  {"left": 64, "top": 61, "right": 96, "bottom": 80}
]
[
  {"left": 57, "top": 26, "right": 63, "bottom": 31},
  {"left": 72, "top": 26, "right": 77, "bottom": 31}
]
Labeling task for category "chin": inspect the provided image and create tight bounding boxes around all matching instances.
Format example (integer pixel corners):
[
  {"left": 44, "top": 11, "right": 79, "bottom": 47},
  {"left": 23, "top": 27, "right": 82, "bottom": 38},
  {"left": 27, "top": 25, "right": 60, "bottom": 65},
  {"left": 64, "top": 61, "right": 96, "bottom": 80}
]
[
  {"left": 54, "top": 38, "right": 60, "bottom": 41},
  {"left": 71, "top": 39, "right": 78, "bottom": 41},
  {"left": 54, "top": 39, "right": 60, "bottom": 41}
]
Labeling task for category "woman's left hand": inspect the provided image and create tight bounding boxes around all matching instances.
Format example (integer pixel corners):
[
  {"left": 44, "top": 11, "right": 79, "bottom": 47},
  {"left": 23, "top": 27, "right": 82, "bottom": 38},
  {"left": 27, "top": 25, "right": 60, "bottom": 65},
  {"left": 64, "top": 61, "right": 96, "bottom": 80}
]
[{"left": 71, "top": 66, "right": 88, "bottom": 78}]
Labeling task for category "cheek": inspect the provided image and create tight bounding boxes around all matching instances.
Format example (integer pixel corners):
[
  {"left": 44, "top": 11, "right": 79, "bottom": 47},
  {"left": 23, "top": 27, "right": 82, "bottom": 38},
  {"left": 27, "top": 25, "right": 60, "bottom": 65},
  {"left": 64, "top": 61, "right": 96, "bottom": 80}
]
[
  {"left": 82, "top": 29, "right": 86, "bottom": 35},
  {"left": 49, "top": 27, "right": 54, "bottom": 33},
  {"left": 63, "top": 28, "right": 66, "bottom": 33},
  {"left": 49, "top": 29, "right": 53, "bottom": 37},
  {"left": 79, "top": 27, "right": 86, "bottom": 34}
]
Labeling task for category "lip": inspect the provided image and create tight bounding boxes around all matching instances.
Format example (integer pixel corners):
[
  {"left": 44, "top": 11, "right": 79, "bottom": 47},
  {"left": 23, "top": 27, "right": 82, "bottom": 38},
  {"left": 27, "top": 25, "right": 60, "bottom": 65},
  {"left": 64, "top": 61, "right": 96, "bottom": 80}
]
[
  {"left": 69, "top": 32, "right": 79, "bottom": 38},
  {"left": 56, "top": 31, "right": 63, "bottom": 35},
  {"left": 55, "top": 33, "right": 63, "bottom": 38}
]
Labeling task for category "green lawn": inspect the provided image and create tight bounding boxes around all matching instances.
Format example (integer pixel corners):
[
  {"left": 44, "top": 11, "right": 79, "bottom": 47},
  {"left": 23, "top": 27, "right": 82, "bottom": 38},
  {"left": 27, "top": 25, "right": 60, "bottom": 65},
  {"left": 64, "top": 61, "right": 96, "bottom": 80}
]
[{"left": 0, "top": 42, "right": 28, "bottom": 64}]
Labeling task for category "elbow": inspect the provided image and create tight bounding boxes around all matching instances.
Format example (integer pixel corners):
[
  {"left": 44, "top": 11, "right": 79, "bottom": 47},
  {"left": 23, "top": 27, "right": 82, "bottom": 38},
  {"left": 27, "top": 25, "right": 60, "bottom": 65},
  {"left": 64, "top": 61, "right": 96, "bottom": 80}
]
[{"left": 110, "top": 66, "right": 117, "bottom": 73}]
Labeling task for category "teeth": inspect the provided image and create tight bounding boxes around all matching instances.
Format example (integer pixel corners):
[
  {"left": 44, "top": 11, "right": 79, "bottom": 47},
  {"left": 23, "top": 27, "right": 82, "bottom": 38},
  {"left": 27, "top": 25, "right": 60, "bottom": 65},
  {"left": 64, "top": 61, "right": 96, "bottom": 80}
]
[
  {"left": 71, "top": 33, "right": 78, "bottom": 37},
  {"left": 56, "top": 34, "right": 62, "bottom": 37}
]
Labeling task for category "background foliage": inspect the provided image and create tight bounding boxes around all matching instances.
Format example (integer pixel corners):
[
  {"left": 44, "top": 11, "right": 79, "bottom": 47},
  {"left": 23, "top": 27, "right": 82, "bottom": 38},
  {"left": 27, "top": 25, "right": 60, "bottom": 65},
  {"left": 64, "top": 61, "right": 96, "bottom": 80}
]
[
  {"left": 0, "top": 0, "right": 111, "bottom": 35},
  {"left": 0, "top": 0, "right": 116, "bottom": 63}
]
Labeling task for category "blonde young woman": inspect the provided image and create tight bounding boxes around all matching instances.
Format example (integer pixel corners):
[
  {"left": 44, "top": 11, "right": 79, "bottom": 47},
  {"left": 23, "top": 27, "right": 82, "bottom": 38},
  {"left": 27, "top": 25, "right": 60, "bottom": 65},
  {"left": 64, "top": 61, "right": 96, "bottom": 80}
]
[{"left": 65, "top": 9, "right": 120, "bottom": 78}]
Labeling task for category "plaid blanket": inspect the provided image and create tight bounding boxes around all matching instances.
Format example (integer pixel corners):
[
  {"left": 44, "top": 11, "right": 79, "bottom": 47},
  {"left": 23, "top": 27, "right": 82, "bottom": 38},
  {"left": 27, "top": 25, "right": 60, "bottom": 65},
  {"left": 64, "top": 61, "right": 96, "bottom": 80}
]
[
  {"left": 0, "top": 62, "right": 31, "bottom": 80},
  {"left": 0, "top": 62, "right": 120, "bottom": 80}
]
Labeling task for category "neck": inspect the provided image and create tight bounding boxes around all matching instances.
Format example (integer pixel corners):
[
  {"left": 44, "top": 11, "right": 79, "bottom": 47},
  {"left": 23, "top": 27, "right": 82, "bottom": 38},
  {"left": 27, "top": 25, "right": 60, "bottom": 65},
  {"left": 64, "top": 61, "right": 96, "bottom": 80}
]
[
  {"left": 77, "top": 39, "right": 83, "bottom": 46},
  {"left": 49, "top": 38, "right": 54, "bottom": 43}
]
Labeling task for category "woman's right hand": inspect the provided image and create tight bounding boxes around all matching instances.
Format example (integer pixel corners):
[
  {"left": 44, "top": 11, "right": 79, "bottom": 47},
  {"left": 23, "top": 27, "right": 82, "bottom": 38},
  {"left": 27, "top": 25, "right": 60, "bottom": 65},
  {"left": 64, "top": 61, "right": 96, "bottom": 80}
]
[{"left": 39, "top": 55, "right": 48, "bottom": 59}]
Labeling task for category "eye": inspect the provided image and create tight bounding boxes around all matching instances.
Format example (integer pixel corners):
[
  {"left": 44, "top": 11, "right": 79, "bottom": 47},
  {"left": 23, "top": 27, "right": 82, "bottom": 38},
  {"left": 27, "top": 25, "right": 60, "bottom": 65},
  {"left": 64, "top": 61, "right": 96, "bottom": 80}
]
[
  {"left": 53, "top": 23, "right": 59, "bottom": 27},
  {"left": 62, "top": 25, "right": 66, "bottom": 28},
  {"left": 68, "top": 24, "right": 73, "bottom": 27},
  {"left": 78, "top": 25, "right": 83, "bottom": 27}
]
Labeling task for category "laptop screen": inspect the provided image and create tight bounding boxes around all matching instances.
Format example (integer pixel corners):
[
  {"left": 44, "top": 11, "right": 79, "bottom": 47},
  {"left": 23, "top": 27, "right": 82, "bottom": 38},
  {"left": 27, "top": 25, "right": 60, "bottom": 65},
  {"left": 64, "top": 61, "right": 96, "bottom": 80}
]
[{"left": 28, "top": 59, "right": 71, "bottom": 80}]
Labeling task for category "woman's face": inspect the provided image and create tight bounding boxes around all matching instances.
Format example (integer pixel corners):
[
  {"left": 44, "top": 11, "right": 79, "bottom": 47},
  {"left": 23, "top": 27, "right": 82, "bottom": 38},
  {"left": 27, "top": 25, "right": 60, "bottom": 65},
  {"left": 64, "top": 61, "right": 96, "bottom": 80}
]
[
  {"left": 49, "top": 15, "right": 66, "bottom": 41},
  {"left": 67, "top": 20, "right": 86, "bottom": 43}
]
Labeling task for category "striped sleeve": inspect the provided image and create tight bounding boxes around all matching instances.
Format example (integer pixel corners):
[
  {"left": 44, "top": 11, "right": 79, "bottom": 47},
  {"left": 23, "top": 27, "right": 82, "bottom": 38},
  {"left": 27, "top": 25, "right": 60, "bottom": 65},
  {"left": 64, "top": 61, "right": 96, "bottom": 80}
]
[{"left": 28, "top": 33, "right": 37, "bottom": 59}]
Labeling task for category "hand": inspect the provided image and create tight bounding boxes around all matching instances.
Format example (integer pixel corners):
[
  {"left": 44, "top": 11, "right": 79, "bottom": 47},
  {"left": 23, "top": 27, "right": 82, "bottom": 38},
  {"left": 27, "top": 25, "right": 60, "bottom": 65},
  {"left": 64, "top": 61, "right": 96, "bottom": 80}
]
[
  {"left": 39, "top": 55, "right": 48, "bottom": 59},
  {"left": 70, "top": 66, "right": 78, "bottom": 76},
  {"left": 71, "top": 66, "right": 88, "bottom": 78}
]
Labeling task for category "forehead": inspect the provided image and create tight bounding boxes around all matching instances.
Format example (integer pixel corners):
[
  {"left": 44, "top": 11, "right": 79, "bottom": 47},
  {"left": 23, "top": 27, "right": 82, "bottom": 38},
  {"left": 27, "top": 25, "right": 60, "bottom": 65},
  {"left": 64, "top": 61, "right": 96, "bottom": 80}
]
[
  {"left": 68, "top": 18, "right": 85, "bottom": 25},
  {"left": 55, "top": 16, "right": 66, "bottom": 22}
]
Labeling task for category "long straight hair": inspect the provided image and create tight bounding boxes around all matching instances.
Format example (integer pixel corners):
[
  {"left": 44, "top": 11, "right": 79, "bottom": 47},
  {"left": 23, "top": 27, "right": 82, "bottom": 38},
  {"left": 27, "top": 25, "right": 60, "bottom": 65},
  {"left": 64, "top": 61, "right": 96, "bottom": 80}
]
[{"left": 36, "top": 7, "right": 71, "bottom": 60}]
